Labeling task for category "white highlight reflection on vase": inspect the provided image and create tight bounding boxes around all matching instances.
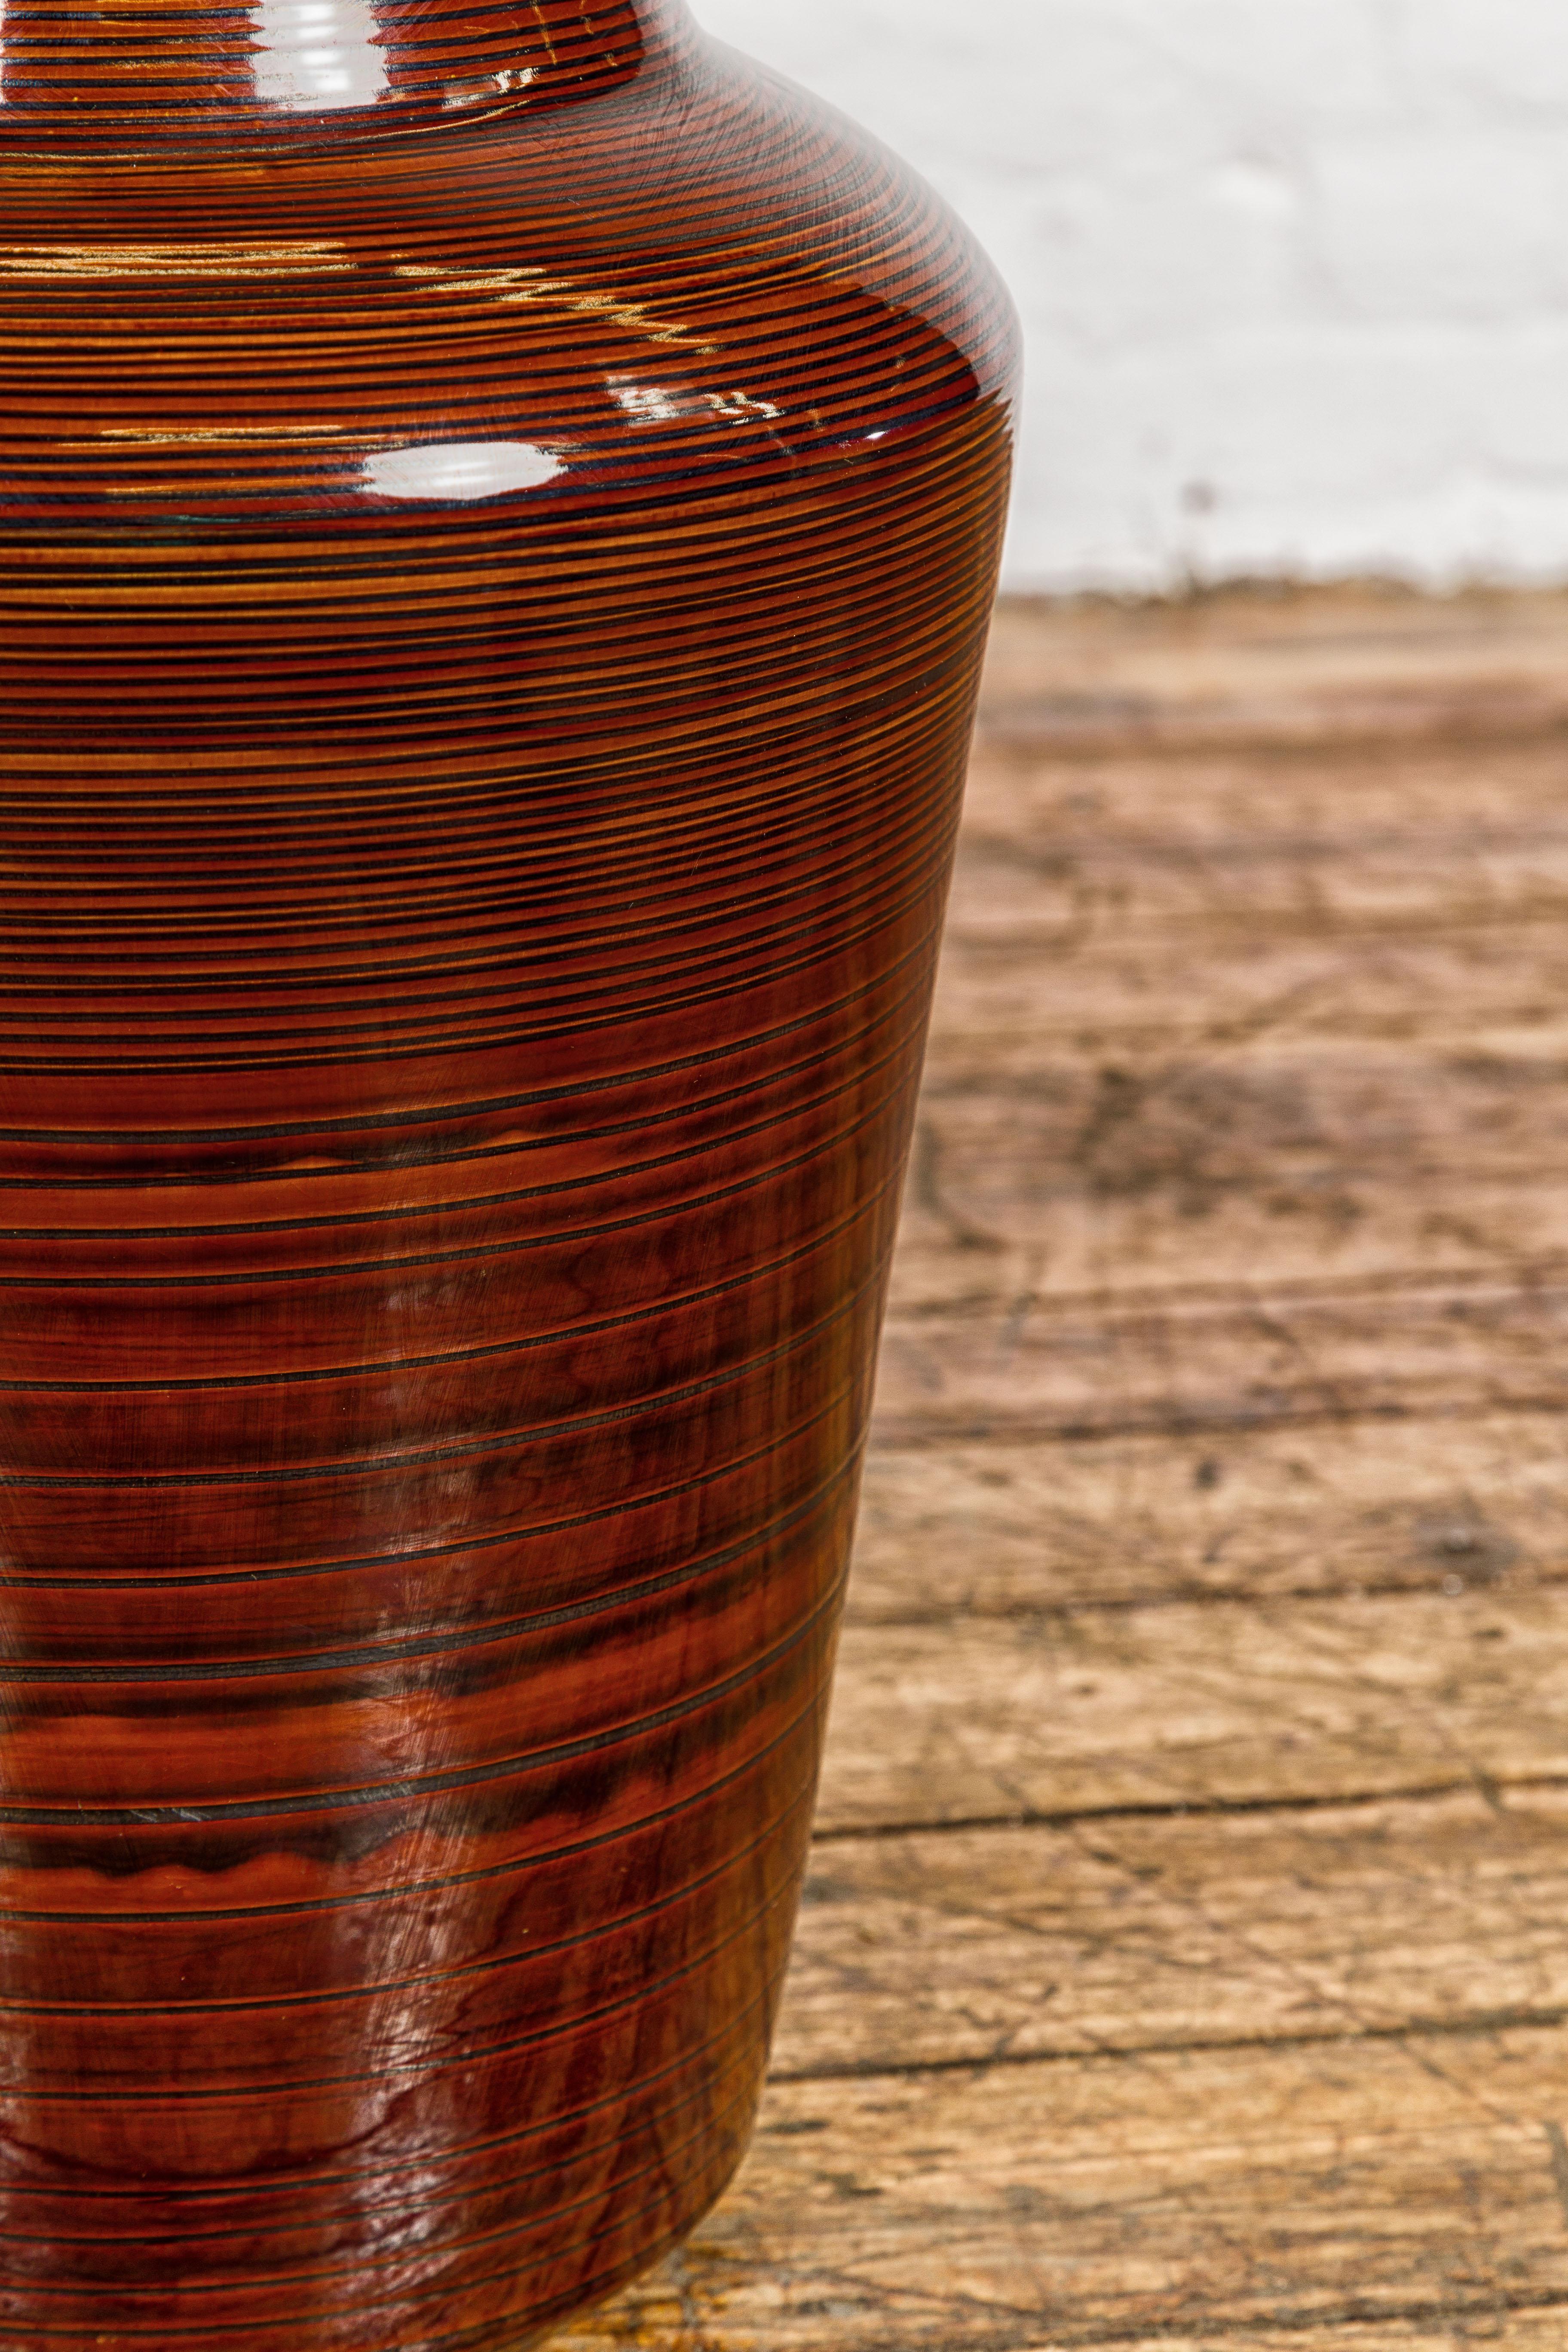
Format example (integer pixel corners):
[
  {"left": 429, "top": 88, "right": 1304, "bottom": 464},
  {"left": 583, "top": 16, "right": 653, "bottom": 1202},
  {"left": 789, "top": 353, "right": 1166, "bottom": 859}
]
[
  {"left": 252, "top": 0, "right": 387, "bottom": 111},
  {"left": 362, "top": 442, "right": 567, "bottom": 501}
]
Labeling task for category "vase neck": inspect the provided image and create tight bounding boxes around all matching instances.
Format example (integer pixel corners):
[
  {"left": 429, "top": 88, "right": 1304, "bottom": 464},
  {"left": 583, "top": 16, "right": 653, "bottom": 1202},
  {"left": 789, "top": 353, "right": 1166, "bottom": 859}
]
[{"left": 0, "top": 0, "right": 686, "bottom": 145}]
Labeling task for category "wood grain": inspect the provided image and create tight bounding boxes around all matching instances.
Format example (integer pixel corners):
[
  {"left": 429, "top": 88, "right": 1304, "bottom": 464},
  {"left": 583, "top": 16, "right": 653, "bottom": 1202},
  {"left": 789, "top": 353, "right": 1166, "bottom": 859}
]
[
  {"left": 851, "top": 1415, "right": 1561, "bottom": 1615},
  {"left": 779, "top": 1788, "right": 1568, "bottom": 2075},
  {"left": 818, "top": 1583, "right": 1568, "bottom": 1830},
  {"left": 569, "top": 2029, "right": 1568, "bottom": 2348}
]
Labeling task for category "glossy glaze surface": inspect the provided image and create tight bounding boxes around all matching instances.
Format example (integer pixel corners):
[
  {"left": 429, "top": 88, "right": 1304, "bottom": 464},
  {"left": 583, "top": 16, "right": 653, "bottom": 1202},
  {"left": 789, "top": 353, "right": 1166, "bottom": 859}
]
[{"left": 0, "top": 6, "right": 1016, "bottom": 2341}]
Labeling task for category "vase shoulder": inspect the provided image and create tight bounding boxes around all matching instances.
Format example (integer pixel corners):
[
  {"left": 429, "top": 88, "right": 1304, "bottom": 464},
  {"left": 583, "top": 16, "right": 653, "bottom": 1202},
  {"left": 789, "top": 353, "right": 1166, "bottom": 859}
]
[
  {"left": 0, "top": 0, "right": 677, "bottom": 147},
  {"left": 0, "top": 0, "right": 1017, "bottom": 435},
  {"left": 0, "top": 9, "right": 1017, "bottom": 582}
]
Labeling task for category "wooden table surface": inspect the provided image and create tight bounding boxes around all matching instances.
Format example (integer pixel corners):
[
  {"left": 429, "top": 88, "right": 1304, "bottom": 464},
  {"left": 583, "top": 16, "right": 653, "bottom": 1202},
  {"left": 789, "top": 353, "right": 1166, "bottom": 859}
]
[{"left": 563, "top": 584, "right": 1568, "bottom": 2352}]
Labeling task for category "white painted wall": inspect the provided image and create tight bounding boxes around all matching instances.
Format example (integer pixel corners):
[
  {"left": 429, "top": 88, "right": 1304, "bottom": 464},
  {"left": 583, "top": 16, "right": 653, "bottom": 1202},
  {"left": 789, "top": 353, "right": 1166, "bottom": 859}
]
[{"left": 691, "top": 0, "right": 1568, "bottom": 594}]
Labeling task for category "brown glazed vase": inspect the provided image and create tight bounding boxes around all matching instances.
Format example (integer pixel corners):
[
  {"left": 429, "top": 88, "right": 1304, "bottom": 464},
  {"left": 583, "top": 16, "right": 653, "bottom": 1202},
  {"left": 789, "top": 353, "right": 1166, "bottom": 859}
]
[{"left": 0, "top": 2, "right": 1016, "bottom": 2342}]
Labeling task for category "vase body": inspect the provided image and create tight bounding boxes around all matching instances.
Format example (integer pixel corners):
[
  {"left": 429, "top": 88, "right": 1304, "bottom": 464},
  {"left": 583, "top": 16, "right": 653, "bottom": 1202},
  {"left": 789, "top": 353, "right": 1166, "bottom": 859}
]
[{"left": 0, "top": 4, "right": 1015, "bottom": 2342}]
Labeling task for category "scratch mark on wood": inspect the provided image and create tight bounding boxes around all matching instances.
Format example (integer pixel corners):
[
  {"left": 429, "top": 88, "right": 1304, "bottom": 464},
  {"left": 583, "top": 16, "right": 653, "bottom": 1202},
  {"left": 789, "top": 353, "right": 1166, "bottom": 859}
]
[{"left": 1544, "top": 2121, "right": 1568, "bottom": 2232}]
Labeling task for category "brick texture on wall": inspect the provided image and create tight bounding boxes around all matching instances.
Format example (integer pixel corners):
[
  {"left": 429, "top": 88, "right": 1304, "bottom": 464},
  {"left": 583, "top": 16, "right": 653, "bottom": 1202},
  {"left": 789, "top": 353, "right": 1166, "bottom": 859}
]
[{"left": 693, "top": 0, "right": 1568, "bottom": 593}]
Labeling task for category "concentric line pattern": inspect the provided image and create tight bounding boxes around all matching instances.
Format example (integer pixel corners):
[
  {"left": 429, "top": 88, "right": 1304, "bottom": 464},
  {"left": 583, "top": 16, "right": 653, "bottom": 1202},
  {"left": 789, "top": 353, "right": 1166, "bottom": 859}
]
[
  {"left": 0, "top": 4, "right": 1016, "bottom": 2342},
  {"left": 0, "top": 0, "right": 644, "bottom": 146}
]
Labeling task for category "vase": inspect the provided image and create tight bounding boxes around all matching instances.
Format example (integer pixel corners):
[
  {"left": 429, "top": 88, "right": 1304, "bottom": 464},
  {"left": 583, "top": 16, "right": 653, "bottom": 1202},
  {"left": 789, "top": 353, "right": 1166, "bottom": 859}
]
[{"left": 0, "top": 2, "right": 1016, "bottom": 2342}]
